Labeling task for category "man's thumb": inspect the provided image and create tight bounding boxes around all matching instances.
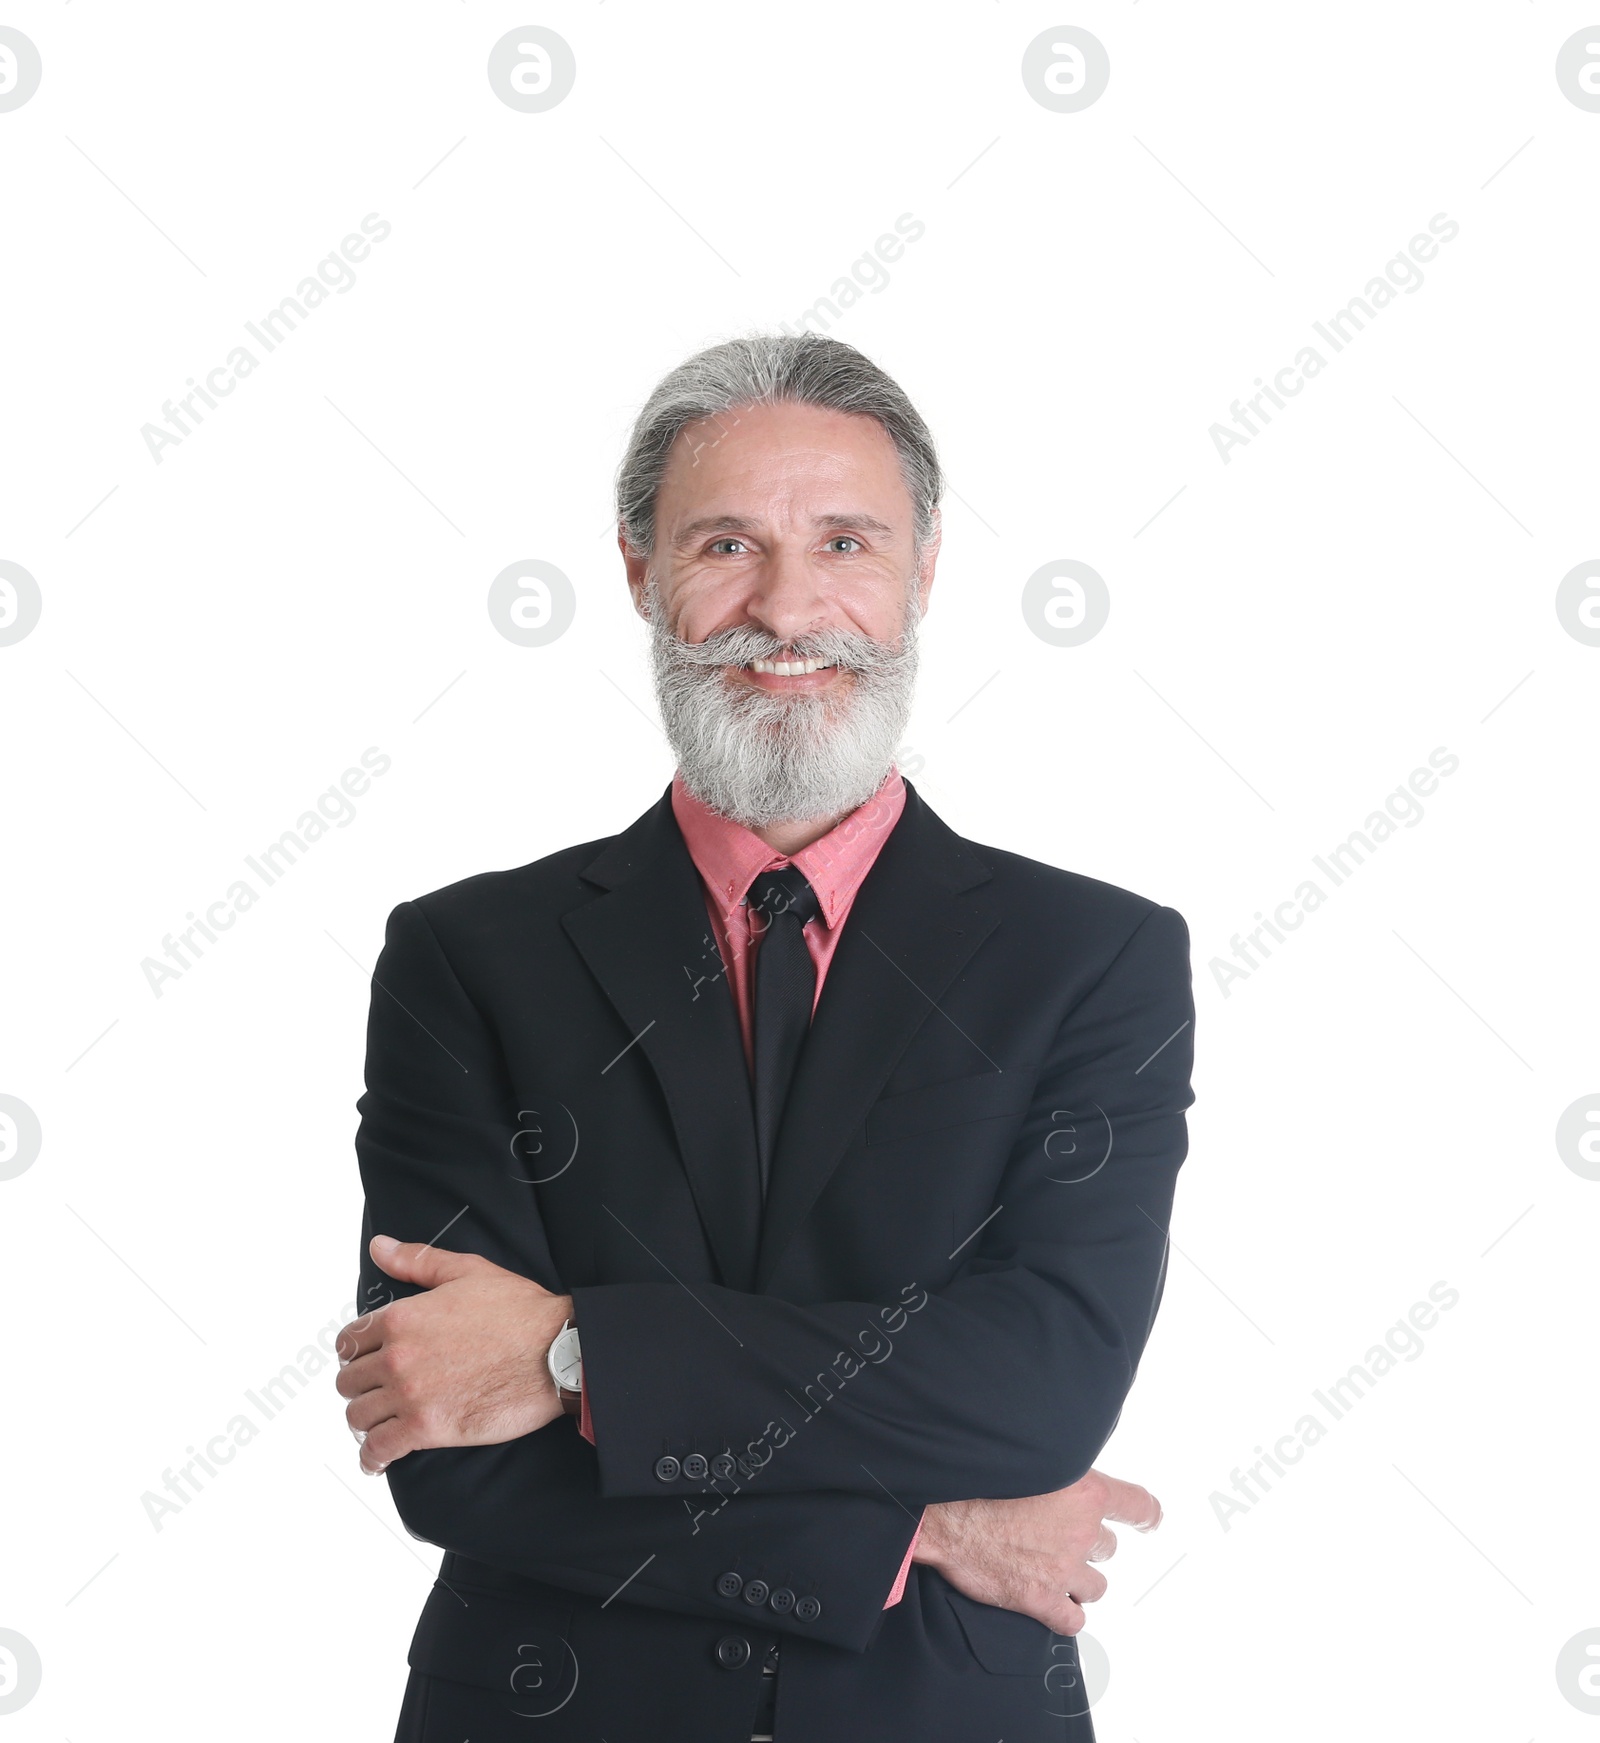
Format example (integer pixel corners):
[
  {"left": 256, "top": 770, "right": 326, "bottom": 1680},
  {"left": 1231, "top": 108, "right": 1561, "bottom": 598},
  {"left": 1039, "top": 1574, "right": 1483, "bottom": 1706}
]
[{"left": 370, "top": 1234, "right": 469, "bottom": 1287}]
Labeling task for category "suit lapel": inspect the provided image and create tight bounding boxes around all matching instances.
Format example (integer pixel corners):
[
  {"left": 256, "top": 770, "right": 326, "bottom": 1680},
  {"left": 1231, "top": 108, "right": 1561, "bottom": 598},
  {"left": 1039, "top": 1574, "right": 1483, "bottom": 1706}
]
[
  {"left": 753, "top": 780, "right": 1002, "bottom": 1292},
  {"left": 561, "top": 788, "right": 765, "bottom": 1292}
]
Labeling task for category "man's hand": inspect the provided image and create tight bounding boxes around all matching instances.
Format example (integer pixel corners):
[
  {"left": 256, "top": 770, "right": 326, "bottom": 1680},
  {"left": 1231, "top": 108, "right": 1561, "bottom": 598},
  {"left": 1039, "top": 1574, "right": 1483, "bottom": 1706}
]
[
  {"left": 334, "top": 1235, "right": 574, "bottom": 1475},
  {"left": 913, "top": 1469, "right": 1161, "bottom": 1636}
]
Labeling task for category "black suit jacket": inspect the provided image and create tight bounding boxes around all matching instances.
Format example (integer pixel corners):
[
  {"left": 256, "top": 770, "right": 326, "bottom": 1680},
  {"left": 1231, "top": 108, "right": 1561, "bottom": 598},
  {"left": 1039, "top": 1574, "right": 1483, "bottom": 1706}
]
[{"left": 354, "top": 779, "right": 1195, "bottom": 1742}]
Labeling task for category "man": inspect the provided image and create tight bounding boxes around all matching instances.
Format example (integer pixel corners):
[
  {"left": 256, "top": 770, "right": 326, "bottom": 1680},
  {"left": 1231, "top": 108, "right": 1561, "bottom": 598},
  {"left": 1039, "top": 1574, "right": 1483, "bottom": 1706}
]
[{"left": 335, "top": 333, "right": 1196, "bottom": 1741}]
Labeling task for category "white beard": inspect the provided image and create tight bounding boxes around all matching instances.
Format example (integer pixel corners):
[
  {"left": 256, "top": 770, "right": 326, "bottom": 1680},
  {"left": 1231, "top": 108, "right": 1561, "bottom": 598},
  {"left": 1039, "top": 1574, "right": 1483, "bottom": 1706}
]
[{"left": 645, "top": 577, "right": 921, "bottom": 829}]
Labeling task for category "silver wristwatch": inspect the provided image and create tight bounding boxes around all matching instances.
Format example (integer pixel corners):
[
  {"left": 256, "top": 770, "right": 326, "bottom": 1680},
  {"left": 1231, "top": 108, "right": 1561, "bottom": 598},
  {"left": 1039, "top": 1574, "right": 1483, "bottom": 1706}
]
[{"left": 547, "top": 1317, "right": 583, "bottom": 1414}]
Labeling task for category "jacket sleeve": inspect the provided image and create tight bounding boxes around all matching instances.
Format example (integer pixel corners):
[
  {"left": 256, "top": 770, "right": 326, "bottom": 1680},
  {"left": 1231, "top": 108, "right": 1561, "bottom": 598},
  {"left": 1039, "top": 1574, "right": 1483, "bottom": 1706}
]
[
  {"left": 574, "top": 903, "right": 1196, "bottom": 1509},
  {"left": 575, "top": 1336, "right": 926, "bottom": 1611},
  {"left": 352, "top": 900, "right": 921, "bottom": 1654}
]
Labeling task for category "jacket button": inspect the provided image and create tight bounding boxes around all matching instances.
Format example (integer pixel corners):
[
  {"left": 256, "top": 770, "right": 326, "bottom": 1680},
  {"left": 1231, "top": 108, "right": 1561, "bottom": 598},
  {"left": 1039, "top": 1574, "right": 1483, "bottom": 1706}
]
[
  {"left": 794, "top": 1595, "right": 822, "bottom": 1623},
  {"left": 711, "top": 1452, "right": 737, "bottom": 1479},
  {"left": 716, "top": 1571, "right": 743, "bottom": 1598},
  {"left": 741, "top": 1578, "right": 769, "bottom": 1606},
  {"left": 714, "top": 1634, "right": 751, "bottom": 1670},
  {"left": 682, "top": 1452, "right": 709, "bottom": 1480},
  {"left": 653, "top": 1455, "right": 681, "bottom": 1482},
  {"left": 768, "top": 1586, "right": 795, "bottom": 1614}
]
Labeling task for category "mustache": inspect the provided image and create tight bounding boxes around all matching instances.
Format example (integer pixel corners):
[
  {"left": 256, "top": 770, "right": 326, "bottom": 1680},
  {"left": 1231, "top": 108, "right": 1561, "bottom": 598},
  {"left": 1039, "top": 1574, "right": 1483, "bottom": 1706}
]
[{"left": 646, "top": 587, "right": 920, "bottom": 677}]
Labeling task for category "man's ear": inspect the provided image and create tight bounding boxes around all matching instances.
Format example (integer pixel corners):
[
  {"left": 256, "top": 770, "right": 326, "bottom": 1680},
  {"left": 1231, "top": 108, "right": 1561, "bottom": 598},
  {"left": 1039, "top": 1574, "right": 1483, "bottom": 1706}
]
[
  {"left": 620, "top": 527, "right": 651, "bottom": 620},
  {"left": 915, "top": 506, "right": 943, "bottom": 613}
]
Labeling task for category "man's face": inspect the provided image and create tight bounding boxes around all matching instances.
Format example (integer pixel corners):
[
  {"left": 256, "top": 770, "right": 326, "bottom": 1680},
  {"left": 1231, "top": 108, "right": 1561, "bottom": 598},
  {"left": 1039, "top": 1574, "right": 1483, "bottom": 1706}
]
[
  {"left": 624, "top": 399, "right": 938, "bottom": 696},
  {"left": 622, "top": 398, "right": 939, "bottom": 830}
]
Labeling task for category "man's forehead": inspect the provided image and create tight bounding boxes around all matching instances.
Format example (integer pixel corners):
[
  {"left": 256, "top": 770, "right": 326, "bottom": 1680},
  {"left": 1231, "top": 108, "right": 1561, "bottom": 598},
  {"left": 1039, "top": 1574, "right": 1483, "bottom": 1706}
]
[{"left": 655, "top": 409, "right": 911, "bottom": 539}]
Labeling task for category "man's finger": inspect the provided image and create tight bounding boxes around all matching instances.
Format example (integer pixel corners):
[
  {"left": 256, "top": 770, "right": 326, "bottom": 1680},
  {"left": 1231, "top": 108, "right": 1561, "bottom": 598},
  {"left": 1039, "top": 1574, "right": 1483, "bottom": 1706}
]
[
  {"left": 333, "top": 1311, "right": 390, "bottom": 1366},
  {"left": 1093, "top": 1473, "right": 1163, "bottom": 1531},
  {"left": 333, "top": 1349, "right": 389, "bottom": 1400},
  {"left": 359, "top": 1414, "right": 418, "bottom": 1473},
  {"left": 1042, "top": 1595, "right": 1087, "bottom": 1638},
  {"left": 1085, "top": 1524, "right": 1119, "bottom": 1562},
  {"left": 344, "top": 1385, "right": 399, "bottom": 1437},
  {"left": 368, "top": 1234, "right": 482, "bottom": 1290}
]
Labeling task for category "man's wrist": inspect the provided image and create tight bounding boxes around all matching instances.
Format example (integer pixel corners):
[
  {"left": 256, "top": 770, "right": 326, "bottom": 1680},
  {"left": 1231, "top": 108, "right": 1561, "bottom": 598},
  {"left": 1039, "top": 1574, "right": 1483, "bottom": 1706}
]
[{"left": 912, "top": 1499, "right": 963, "bottom": 1570}]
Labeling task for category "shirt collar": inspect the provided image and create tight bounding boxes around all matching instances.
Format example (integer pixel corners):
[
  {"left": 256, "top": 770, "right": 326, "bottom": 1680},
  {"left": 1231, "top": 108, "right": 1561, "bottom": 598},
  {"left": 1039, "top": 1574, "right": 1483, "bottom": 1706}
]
[{"left": 670, "top": 765, "right": 905, "bottom": 930}]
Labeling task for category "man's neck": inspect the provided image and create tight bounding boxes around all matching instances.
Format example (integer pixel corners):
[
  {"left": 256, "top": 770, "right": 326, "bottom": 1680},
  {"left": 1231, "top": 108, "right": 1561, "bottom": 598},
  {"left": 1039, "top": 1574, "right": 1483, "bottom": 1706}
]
[{"left": 752, "top": 811, "right": 852, "bottom": 857}]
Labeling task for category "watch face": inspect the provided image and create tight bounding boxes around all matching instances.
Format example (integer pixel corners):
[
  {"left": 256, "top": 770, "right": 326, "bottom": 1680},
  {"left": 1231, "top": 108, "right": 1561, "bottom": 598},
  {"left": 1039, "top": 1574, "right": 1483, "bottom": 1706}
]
[{"left": 549, "top": 1325, "right": 583, "bottom": 1392}]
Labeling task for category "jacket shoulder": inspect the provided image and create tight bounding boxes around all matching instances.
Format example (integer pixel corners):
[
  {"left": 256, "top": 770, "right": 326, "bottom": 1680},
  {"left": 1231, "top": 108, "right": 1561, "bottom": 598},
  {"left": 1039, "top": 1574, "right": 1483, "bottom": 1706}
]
[
  {"left": 394, "top": 832, "right": 615, "bottom": 941},
  {"left": 907, "top": 782, "right": 1182, "bottom": 938},
  {"left": 942, "top": 836, "right": 1192, "bottom": 1000},
  {"left": 966, "top": 835, "right": 1183, "bottom": 933}
]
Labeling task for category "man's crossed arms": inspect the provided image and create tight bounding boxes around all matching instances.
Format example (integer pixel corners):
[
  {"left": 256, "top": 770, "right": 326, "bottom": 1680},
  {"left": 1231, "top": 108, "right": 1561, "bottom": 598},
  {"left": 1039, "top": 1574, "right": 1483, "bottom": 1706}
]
[{"left": 334, "top": 1233, "right": 1163, "bottom": 1639}]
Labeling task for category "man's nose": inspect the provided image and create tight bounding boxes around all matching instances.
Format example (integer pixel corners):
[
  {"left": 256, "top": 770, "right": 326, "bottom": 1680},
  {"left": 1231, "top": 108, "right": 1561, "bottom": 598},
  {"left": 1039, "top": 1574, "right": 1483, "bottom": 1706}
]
[{"left": 743, "top": 539, "right": 829, "bottom": 645}]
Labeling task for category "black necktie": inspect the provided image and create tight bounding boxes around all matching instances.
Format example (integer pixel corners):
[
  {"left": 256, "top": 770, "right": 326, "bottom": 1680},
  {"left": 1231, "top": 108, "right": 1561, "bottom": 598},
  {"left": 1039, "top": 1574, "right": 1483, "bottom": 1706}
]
[{"left": 748, "top": 865, "right": 821, "bottom": 1201}]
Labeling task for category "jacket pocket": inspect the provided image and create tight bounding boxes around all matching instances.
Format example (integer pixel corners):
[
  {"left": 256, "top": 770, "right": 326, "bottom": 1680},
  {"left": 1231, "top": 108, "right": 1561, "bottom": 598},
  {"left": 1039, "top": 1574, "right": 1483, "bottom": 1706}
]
[
  {"left": 407, "top": 1580, "right": 578, "bottom": 1716},
  {"left": 864, "top": 1063, "right": 1040, "bottom": 1147},
  {"left": 942, "top": 1585, "right": 1056, "bottom": 1676}
]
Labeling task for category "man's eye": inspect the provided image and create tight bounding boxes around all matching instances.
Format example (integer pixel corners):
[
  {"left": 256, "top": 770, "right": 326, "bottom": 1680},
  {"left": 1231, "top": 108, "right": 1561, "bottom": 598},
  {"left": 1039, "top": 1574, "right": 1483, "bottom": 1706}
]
[
  {"left": 709, "top": 538, "right": 746, "bottom": 555},
  {"left": 827, "top": 536, "right": 862, "bottom": 553}
]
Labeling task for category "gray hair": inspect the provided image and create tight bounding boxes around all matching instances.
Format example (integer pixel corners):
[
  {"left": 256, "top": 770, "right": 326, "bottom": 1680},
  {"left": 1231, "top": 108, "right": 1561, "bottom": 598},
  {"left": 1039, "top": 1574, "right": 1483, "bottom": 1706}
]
[{"left": 615, "top": 332, "right": 942, "bottom": 560}]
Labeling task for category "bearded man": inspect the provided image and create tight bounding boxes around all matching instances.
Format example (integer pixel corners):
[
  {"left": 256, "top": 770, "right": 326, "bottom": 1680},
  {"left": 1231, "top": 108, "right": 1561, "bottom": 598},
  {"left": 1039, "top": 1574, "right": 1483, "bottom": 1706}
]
[{"left": 335, "top": 332, "right": 1196, "bottom": 1742}]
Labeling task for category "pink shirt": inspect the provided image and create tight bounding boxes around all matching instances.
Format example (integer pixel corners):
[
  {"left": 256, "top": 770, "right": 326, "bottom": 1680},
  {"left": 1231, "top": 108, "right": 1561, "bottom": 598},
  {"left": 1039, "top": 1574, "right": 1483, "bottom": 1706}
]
[
  {"left": 670, "top": 766, "right": 907, "bottom": 1071},
  {"left": 581, "top": 766, "right": 924, "bottom": 1608}
]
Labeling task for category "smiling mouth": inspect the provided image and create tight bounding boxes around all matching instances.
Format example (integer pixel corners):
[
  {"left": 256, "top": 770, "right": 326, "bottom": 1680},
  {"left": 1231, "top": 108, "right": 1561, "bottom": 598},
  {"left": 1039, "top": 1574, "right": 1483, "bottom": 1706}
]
[{"left": 745, "top": 657, "right": 837, "bottom": 675}]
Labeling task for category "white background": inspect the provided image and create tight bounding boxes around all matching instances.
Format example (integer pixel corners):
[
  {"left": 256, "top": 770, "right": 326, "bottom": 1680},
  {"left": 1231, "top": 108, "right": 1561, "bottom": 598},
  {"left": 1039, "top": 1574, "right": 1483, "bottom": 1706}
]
[{"left": 2, "top": 3, "right": 1597, "bottom": 1738}]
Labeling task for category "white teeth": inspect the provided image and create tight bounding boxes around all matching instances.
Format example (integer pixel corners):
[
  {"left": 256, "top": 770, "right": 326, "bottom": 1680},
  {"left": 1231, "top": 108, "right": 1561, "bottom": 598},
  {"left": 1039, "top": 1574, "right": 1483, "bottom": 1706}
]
[{"left": 748, "top": 658, "right": 836, "bottom": 675}]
